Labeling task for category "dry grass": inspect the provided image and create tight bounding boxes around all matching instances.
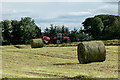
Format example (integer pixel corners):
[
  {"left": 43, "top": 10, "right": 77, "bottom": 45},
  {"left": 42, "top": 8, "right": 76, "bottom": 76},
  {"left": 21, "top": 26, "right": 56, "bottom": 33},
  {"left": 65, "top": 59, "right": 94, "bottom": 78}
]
[{"left": 1, "top": 45, "right": 119, "bottom": 78}]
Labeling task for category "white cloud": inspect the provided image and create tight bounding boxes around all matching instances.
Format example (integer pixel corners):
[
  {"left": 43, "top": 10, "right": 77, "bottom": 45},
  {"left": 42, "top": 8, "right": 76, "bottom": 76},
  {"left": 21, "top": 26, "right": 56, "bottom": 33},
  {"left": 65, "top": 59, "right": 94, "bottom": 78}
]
[
  {"left": 1, "top": 8, "right": 34, "bottom": 20},
  {"left": 2, "top": 0, "right": 119, "bottom": 2},
  {"left": 1, "top": 2, "right": 118, "bottom": 30},
  {"left": 0, "top": 2, "right": 2, "bottom": 19},
  {"left": 2, "top": 8, "right": 32, "bottom": 15},
  {"left": 41, "top": 2, "right": 118, "bottom": 30},
  {"left": 89, "top": 4, "right": 118, "bottom": 15},
  {"left": 25, "top": 3, "right": 119, "bottom": 30},
  {"left": 68, "top": 11, "right": 91, "bottom": 16},
  {"left": 101, "top": 0, "right": 119, "bottom": 2}
]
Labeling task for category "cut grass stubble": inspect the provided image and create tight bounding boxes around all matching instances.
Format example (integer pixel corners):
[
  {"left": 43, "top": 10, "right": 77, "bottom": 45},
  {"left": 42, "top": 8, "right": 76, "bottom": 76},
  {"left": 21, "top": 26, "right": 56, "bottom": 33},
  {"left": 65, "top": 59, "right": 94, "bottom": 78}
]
[{"left": 1, "top": 45, "right": 118, "bottom": 78}]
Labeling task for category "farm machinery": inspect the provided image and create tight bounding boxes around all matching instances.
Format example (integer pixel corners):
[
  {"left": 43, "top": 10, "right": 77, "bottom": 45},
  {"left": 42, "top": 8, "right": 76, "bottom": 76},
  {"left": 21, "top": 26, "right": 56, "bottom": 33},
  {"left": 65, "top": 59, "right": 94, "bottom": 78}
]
[{"left": 40, "top": 33, "right": 70, "bottom": 44}]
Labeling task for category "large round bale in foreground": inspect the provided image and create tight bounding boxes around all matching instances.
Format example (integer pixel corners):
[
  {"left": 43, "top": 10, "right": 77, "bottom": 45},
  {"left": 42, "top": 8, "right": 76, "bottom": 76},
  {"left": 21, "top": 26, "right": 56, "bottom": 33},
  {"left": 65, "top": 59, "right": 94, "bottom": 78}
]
[
  {"left": 77, "top": 41, "right": 106, "bottom": 64},
  {"left": 31, "top": 39, "right": 44, "bottom": 48}
]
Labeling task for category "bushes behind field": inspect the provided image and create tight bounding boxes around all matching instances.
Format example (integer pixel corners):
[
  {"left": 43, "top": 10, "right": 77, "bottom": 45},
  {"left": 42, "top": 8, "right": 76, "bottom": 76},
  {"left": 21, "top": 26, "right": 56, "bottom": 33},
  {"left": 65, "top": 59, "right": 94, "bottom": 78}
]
[
  {"left": 45, "top": 39, "right": 119, "bottom": 47},
  {"left": 102, "top": 39, "right": 119, "bottom": 46}
]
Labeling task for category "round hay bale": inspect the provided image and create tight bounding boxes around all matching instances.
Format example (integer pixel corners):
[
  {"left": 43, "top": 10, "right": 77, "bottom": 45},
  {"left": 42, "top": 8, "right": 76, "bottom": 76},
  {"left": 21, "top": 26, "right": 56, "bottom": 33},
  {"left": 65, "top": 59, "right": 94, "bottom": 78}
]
[
  {"left": 77, "top": 41, "right": 106, "bottom": 64},
  {"left": 31, "top": 39, "right": 44, "bottom": 48}
]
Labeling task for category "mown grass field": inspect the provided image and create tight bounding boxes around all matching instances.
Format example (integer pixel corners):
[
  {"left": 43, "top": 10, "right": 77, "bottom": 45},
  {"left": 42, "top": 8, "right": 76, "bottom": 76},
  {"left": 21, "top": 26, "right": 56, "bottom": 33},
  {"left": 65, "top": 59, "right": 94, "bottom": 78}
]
[{"left": 1, "top": 43, "right": 119, "bottom": 79}]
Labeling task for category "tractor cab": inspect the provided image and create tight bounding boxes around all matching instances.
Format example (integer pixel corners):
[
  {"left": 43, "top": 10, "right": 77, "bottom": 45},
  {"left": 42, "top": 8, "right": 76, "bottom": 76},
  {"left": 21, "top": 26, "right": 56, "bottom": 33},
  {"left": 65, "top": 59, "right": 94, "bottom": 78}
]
[{"left": 56, "top": 33, "right": 62, "bottom": 38}]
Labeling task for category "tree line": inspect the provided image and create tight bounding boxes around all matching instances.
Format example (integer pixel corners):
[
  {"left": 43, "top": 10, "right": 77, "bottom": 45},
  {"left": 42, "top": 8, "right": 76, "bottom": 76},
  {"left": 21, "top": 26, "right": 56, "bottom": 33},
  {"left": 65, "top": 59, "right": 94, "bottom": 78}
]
[{"left": 0, "top": 14, "right": 120, "bottom": 45}]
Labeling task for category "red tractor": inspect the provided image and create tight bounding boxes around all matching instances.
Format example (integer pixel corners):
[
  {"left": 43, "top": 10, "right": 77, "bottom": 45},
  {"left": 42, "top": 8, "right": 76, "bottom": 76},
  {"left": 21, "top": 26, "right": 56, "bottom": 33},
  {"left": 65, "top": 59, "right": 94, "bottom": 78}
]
[
  {"left": 53, "top": 33, "right": 70, "bottom": 44},
  {"left": 40, "top": 33, "right": 70, "bottom": 44}
]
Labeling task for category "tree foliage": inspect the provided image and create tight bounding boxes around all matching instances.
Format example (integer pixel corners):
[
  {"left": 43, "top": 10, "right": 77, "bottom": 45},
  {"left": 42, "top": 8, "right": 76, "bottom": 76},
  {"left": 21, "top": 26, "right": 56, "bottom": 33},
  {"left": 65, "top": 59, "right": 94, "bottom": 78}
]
[
  {"left": 1, "top": 20, "right": 12, "bottom": 43},
  {"left": 20, "top": 17, "right": 41, "bottom": 43},
  {"left": 82, "top": 14, "right": 120, "bottom": 39},
  {"left": 1, "top": 17, "right": 42, "bottom": 44}
]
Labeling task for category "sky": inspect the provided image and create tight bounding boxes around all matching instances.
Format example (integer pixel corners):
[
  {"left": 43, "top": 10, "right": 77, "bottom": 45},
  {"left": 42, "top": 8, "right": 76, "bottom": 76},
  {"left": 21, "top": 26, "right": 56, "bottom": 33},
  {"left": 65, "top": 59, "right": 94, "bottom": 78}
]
[{"left": 0, "top": 0, "right": 119, "bottom": 31}]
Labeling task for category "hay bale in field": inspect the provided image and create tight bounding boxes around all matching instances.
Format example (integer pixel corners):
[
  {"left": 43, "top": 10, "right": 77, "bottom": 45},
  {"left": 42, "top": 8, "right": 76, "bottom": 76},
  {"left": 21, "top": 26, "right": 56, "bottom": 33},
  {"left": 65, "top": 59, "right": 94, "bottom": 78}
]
[
  {"left": 77, "top": 41, "right": 106, "bottom": 64},
  {"left": 31, "top": 39, "right": 44, "bottom": 48}
]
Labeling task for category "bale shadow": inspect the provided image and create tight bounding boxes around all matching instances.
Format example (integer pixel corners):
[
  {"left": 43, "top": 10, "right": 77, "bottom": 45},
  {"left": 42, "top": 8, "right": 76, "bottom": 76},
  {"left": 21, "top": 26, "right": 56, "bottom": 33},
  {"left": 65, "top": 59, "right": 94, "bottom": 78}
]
[
  {"left": 53, "top": 63, "right": 79, "bottom": 65},
  {"left": 14, "top": 45, "right": 24, "bottom": 49},
  {"left": 53, "top": 62, "right": 102, "bottom": 65},
  {"left": 67, "top": 75, "right": 91, "bottom": 79}
]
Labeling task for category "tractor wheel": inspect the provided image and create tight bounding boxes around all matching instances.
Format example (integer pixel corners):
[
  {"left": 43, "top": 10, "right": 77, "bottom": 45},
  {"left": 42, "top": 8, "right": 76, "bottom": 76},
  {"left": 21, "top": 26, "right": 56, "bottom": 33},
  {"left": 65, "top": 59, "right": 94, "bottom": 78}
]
[
  {"left": 56, "top": 39, "right": 61, "bottom": 44},
  {"left": 66, "top": 39, "right": 70, "bottom": 43}
]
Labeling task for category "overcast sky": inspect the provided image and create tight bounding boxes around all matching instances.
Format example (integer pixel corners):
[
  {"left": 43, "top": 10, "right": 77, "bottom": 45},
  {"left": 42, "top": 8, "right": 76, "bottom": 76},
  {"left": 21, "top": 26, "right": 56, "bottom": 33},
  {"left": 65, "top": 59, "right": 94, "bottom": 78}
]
[{"left": 1, "top": 1, "right": 119, "bottom": 31}]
